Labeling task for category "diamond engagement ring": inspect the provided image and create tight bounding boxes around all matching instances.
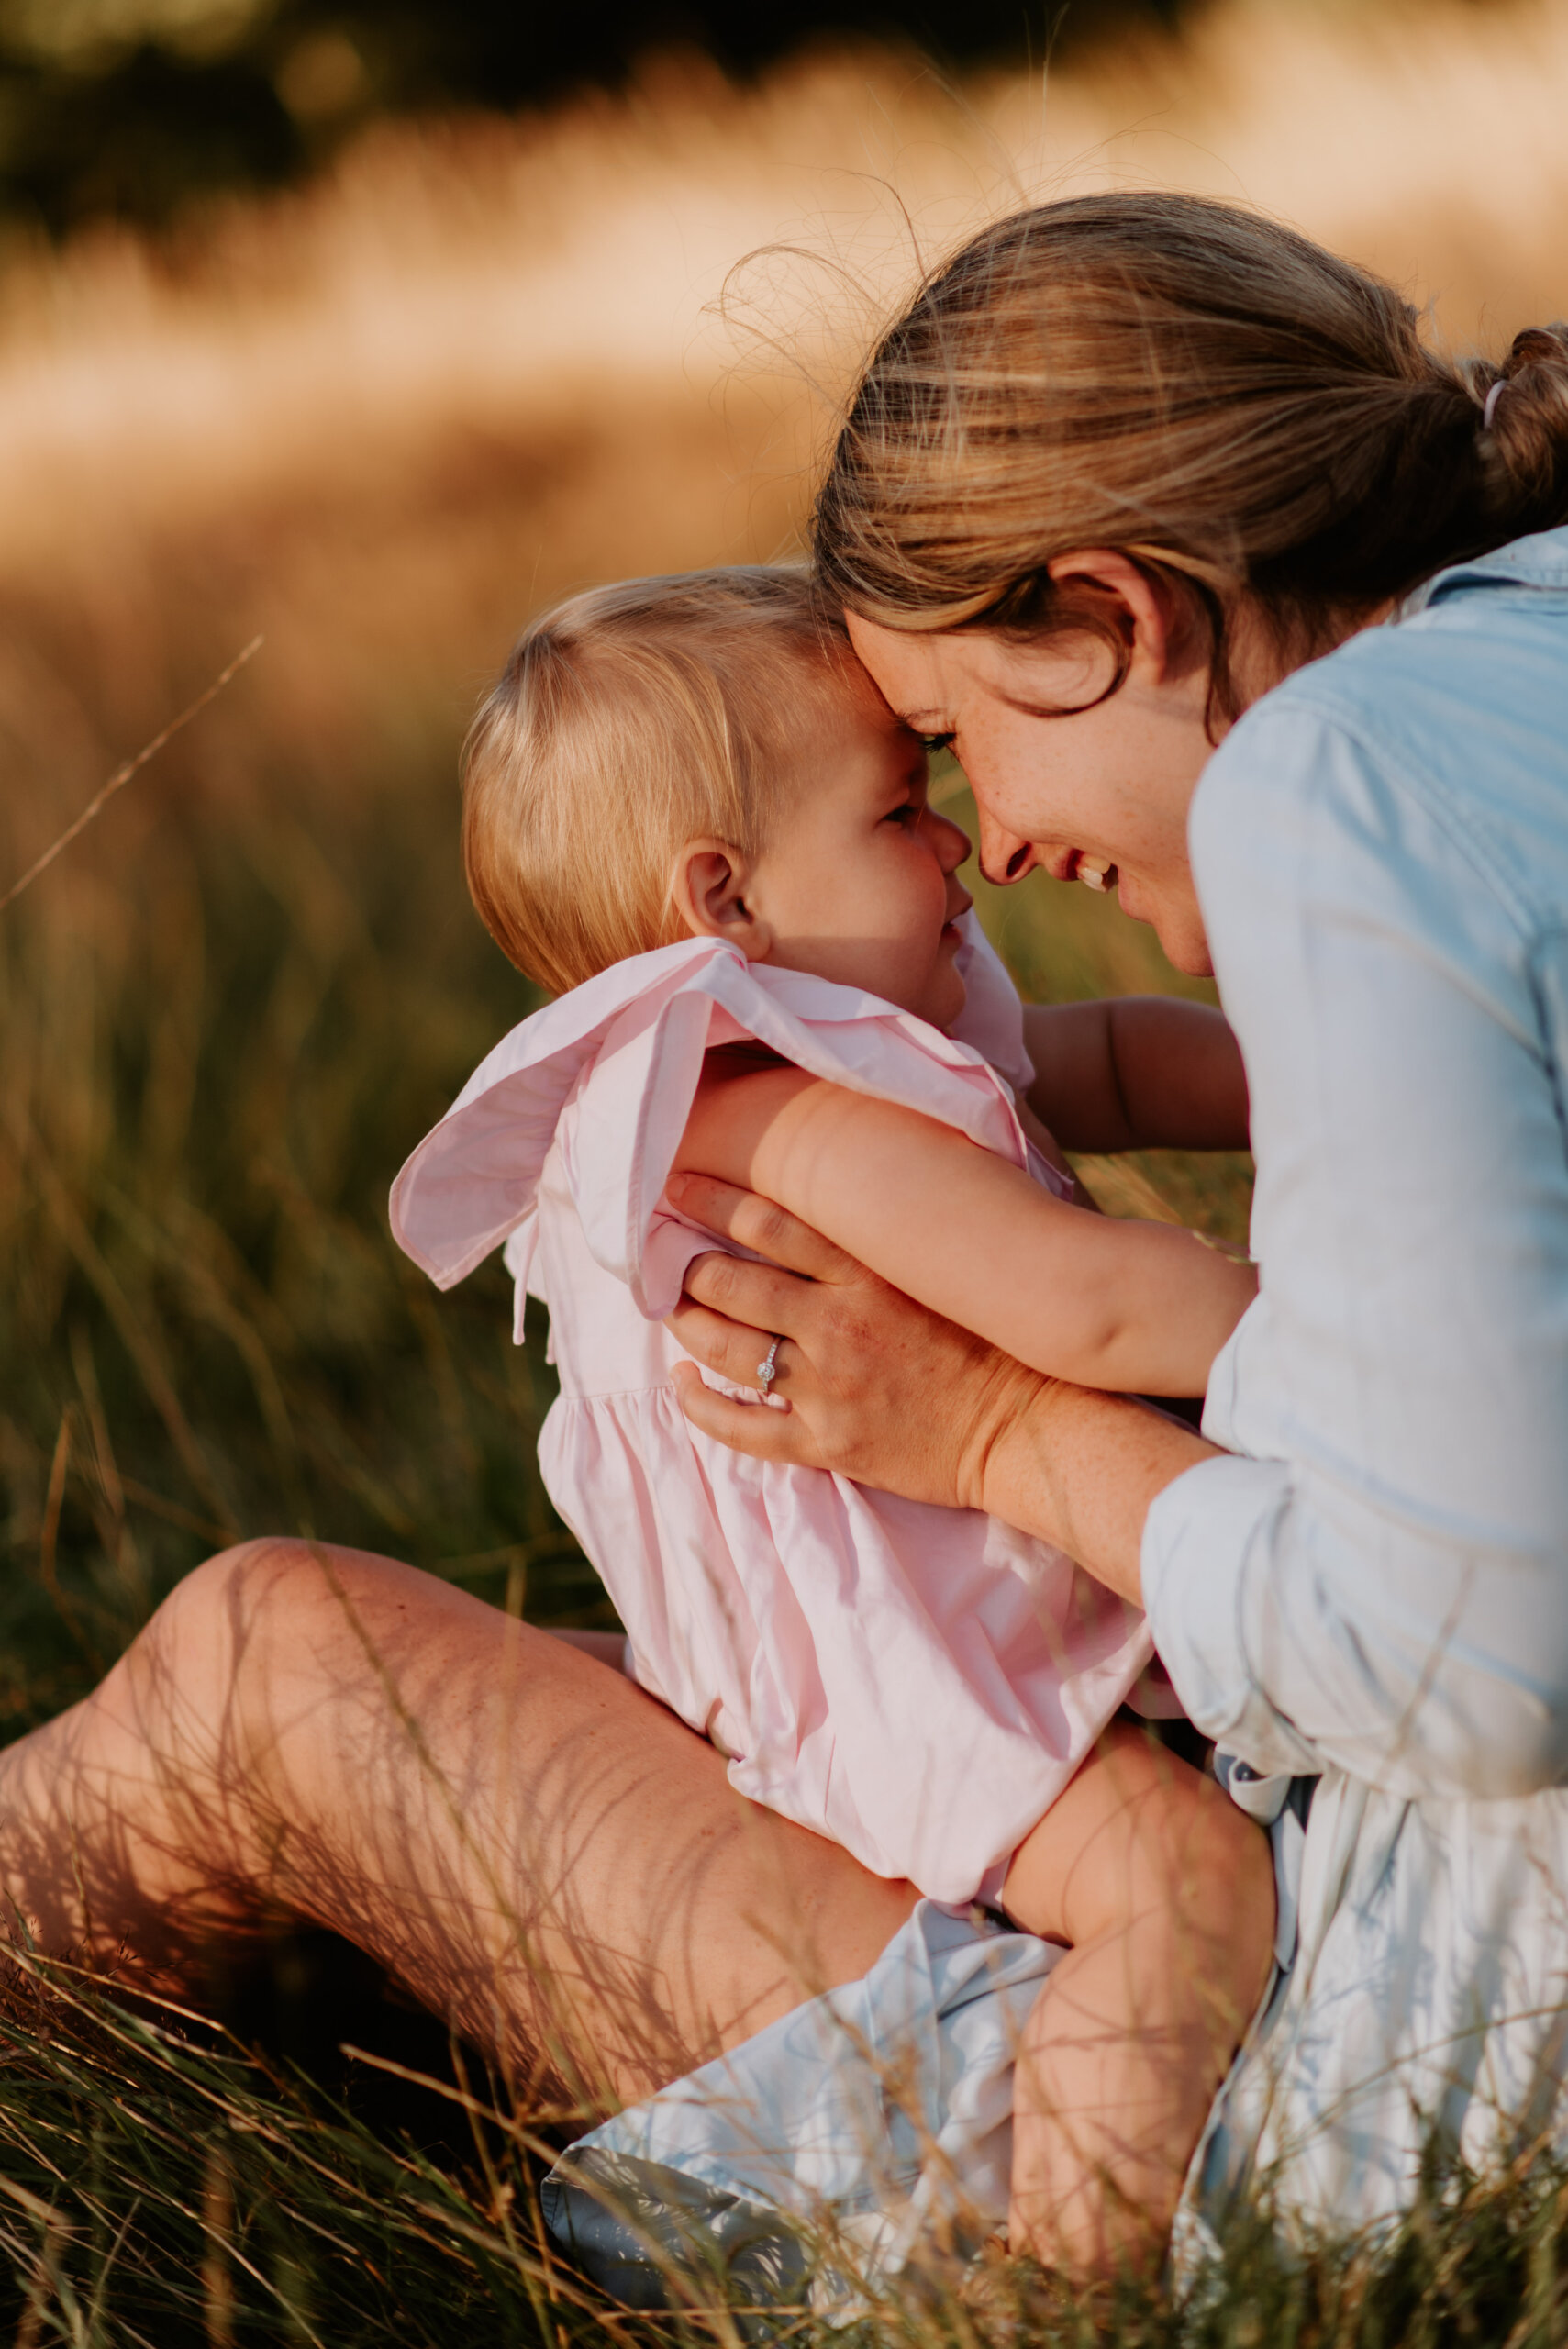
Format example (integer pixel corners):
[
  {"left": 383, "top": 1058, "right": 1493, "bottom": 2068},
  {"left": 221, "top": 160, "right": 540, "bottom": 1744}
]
[{"left": 757, "top": 1336, "right": 783, "bottom": 1391}]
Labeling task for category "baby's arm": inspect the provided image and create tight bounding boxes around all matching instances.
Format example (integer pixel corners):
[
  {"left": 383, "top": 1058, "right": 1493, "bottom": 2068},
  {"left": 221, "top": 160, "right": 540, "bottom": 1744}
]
[
  {"left": 1023, "top": 998, "right": 1249, "bottom": 1152},
  {"left": 676, "top": 1062, "right": 1256, "bottom": 1397}
]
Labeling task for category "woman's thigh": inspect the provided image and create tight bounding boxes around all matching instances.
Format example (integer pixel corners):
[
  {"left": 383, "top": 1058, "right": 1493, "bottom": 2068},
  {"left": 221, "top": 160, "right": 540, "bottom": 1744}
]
[{"left": 0, "top": 1539, "right": 916, "bottom": 2107}]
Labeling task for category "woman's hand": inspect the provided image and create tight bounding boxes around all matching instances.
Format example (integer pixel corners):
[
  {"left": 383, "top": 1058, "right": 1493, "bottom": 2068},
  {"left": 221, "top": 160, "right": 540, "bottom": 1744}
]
[
  {"left": 677, "top": 1059, "right": 1251, "bottom": 1397},
  {"left": 664, "top": 1172, "right": 1045, "bottom": 1515},
  {"left": 665, "top": 1171, "right": 1218, "bottom": 1607}
]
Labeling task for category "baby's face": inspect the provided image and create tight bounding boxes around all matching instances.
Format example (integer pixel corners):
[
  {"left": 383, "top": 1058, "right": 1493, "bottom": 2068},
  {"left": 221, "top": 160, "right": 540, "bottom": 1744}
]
[{"left": 748, "top": 660, "right": 973, "bottom": 1029}]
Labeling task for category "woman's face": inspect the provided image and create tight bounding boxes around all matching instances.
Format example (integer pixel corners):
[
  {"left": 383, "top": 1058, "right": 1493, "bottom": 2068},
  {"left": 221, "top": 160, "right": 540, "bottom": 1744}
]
[{"left": 846, "top": 576, "right": 1227, "bottom": 977}]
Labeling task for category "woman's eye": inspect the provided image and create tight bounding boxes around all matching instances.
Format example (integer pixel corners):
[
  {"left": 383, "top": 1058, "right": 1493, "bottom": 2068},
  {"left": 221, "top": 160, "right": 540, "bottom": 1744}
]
[{"left": 917, "top": 731, "right": 955, "bottom": 753}]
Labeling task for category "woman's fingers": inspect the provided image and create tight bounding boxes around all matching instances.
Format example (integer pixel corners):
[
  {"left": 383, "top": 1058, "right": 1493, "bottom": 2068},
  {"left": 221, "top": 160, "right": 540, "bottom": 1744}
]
[
  {"left": 671, "top": 1252, "right": 816, "bottom": 1360},
  {"left": 671, "top": 1363, "right": 803, "bottom": 1457},
  {"left": 663, "top": 1174, "right": 1064, "bottom": 1524},
  {"left": 664, "top": 1176, "right": 851, "bottom": 1410},
  {"left": 665, "top": 1288, "right": 795, "bottom": 1399},
  {"left": 667, "top": 1172, "right": 857, "bottom": 1285}
]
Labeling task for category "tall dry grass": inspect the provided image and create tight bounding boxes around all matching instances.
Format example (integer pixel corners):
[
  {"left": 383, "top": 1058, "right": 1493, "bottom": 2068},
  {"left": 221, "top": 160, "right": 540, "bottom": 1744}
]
[
  {"left": 3, "top": 0, "right": 1568, "bottom": 2333},
  {"left": 6, "top": 0, "right": 1568, "bottom": 800}
]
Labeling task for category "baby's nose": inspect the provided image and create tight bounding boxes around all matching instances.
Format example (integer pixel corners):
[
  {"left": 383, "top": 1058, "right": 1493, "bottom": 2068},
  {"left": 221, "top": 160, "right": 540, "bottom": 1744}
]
[{"left": 928, "top": 809, "right": 973, "bottom": 870}]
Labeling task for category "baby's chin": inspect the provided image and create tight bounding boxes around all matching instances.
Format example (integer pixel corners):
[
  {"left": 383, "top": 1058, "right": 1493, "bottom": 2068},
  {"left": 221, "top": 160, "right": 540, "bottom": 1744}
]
[{"left": 921, "top": 968, "right": 969, "bottom": 1034}]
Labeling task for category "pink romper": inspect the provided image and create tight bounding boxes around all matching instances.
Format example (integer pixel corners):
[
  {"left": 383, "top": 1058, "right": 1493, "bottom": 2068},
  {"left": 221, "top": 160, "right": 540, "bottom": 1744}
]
[{"left": 391, "top": 918, "right": 1151, "bottom": 1905}]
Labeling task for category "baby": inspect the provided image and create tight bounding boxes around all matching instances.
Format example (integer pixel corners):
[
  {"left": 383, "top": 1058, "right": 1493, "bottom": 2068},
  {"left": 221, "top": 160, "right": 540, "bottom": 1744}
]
[{"left": 392, "top": 568, "right": 1274, "bottom": 2276}]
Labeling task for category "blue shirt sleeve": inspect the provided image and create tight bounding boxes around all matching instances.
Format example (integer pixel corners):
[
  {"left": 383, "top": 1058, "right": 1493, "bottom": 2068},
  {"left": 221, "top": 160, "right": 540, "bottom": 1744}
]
[{"left": 1144, "top": 688, "right": 1568, "bottom": 1798}]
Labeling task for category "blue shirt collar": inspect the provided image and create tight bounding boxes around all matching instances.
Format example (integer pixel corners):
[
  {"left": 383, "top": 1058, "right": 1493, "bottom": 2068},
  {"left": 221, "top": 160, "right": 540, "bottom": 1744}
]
[{"left": 1397, "top": 522, "right": 1568, "bottom": 619}]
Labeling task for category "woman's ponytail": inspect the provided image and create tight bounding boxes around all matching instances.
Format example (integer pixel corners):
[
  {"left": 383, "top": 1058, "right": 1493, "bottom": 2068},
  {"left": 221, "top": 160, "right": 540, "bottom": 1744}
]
[{"left": 1466, "top": 325, "right": 1568, "bottom": 538}]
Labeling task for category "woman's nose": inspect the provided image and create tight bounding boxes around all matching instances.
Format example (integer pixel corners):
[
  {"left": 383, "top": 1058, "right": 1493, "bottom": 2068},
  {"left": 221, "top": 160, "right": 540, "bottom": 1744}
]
[{"left": 975, "top": 806, "right": 1039, "bottom": 886}]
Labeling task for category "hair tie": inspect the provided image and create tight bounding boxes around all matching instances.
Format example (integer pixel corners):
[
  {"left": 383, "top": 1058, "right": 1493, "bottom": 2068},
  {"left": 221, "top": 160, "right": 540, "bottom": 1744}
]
[{"left": 1483, "top": 379, "right": 1507, "bottom": 431}]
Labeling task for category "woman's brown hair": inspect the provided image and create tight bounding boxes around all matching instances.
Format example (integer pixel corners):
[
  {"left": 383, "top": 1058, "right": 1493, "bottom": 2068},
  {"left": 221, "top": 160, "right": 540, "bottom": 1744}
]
[{"left": 813, "top": 193, "right": 1568, "bottom": 718}]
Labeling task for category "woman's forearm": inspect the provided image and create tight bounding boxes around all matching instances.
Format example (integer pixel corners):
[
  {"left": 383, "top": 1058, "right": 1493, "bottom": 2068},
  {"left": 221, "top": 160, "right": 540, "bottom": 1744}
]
[{"left": 976, "top": 1382, "right": 1218, "bottom": 1604}]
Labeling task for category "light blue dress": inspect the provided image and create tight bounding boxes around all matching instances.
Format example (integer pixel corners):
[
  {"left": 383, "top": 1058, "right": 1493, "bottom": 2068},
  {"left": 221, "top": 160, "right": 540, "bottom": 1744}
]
[{"left": 545, "top": 527, "right": 1568, "bottom": 2300}]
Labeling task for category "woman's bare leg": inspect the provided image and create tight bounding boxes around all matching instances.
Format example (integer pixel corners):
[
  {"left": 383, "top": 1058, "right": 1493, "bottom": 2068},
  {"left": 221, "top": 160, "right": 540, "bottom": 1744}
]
[{"left": 0, "top": 1540, "right": 916, "bottom": 2110}]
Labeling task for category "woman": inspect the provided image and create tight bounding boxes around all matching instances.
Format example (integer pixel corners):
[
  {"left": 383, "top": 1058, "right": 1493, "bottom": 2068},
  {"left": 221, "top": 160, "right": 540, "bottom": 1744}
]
[
  {"left": 3, "top": 190, "right": 1566, "bottom": 2294},
  {"left": 668, "top": 192, "right": 1568, "bottom": 2251}
]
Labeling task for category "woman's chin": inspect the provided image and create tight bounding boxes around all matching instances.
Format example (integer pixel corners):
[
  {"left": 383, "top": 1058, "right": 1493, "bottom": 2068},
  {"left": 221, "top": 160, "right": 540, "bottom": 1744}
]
[
  {"left": 1157, "top": 926, "right": 1216, "bottom": 978},
  {"left": 1121, "top": 878, "right": 1213, "bottom": 978}
]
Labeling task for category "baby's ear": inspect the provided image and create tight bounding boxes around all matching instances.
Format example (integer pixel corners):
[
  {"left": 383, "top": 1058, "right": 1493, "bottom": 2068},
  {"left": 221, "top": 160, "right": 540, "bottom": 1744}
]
[{"left": 668, "top": 839, "right": 773, "bottom": 959}]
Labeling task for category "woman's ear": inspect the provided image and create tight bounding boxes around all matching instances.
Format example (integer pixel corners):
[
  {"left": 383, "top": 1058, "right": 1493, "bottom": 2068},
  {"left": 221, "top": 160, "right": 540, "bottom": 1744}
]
[
  {"left": 1045, "top": 549, "right": 1204, "bottom": 683},
  {"left": 668, "top": 838, "right": 773, "bottom": 959}
]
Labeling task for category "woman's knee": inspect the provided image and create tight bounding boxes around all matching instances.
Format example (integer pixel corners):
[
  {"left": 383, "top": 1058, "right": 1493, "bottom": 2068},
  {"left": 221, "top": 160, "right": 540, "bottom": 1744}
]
[
  {"left": 153, "top": 1537, "right": 415, "bottom": 1665},
  {"left": 129, "top": 1540, "right": 300, "bottom": 1701},
  {"left": 117, "top": 1539, "right": 412, "bottom": 1779}
]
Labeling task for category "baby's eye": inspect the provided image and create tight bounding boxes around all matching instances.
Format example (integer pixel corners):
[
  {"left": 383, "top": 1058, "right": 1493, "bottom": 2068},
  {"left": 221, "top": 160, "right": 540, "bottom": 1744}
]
[{"left": 883, "top": 801, "right": 920, "bottom": 826}]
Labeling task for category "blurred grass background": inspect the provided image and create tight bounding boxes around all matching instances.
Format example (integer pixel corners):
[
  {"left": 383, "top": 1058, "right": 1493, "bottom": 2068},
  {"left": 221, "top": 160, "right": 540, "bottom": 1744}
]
[
  {"left": 1, "top": 0, "right": 1568, "bottom": 2333},
  {"left": 12, "top": 0, "right": 1568, "bottom": 1728}
]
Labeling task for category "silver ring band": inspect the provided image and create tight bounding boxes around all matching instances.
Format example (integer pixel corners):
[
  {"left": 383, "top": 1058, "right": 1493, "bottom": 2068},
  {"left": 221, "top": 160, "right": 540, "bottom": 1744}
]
[{"left": 756, "top": 1336, "right": 783, "bottom": 1390}]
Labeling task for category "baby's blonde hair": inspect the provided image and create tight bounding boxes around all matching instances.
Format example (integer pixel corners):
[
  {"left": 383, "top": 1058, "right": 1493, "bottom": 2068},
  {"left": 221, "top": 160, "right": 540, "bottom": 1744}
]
[{"left": 463, "top": 567, "right": 851, "bottom": 996}]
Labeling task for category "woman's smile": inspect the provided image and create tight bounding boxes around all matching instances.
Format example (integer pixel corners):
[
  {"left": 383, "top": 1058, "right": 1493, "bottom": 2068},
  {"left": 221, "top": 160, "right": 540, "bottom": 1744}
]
[
  {"left": 1051, "top": 846, "right": 1119, "bottom": 893},
  {"left": 845, "top": 601, "right": 1219, "bottom": 975}
]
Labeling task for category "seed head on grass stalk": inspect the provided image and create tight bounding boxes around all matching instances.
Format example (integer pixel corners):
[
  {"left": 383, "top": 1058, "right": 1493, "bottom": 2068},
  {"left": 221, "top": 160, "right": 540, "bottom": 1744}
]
[{"left": 0, "top": 639, "right": 263, "bottom": 919}]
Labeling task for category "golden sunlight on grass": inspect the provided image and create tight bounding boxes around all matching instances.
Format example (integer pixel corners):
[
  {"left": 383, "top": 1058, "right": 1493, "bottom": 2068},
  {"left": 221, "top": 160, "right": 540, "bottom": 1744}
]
[
  {"left": 3, "top": 0, "right": 1567, "bottom": 817},
  {"left": 2, "top": 0, "right": 1562, "bottom": 1608},
  {"left": 0, "top": 6, "right": 1566, "bottom": 2332},
  {"left": 3, "top": 0, "right": 1563, "bottom": 1495}
]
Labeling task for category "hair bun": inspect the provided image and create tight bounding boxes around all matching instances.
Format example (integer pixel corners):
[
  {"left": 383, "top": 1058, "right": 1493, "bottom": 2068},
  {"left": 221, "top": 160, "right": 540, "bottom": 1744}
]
[{"left": 1474, "top": 324, "right": 1568, "bottom": 526}]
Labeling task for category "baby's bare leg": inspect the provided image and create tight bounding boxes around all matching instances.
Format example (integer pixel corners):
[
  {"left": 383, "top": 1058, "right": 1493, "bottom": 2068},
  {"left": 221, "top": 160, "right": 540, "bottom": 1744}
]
[
  {"left": 1000, "top": 1722, "right": 1274, "bottom": 2277},
  {"left": 0, "top": 1539, "right": 915, "bottom": 2110}
]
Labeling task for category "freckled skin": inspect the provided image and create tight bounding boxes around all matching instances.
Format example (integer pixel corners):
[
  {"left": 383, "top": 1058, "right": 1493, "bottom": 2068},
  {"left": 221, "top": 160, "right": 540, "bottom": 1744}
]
[{"left": 843, "top": 557, "right": 1279, "bottom": 977}]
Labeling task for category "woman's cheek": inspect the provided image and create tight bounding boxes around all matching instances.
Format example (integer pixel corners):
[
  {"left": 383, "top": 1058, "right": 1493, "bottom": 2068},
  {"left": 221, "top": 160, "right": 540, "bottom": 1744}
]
[{"left": 978, "top": 720, "right": 1080, "bottom": 829}]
